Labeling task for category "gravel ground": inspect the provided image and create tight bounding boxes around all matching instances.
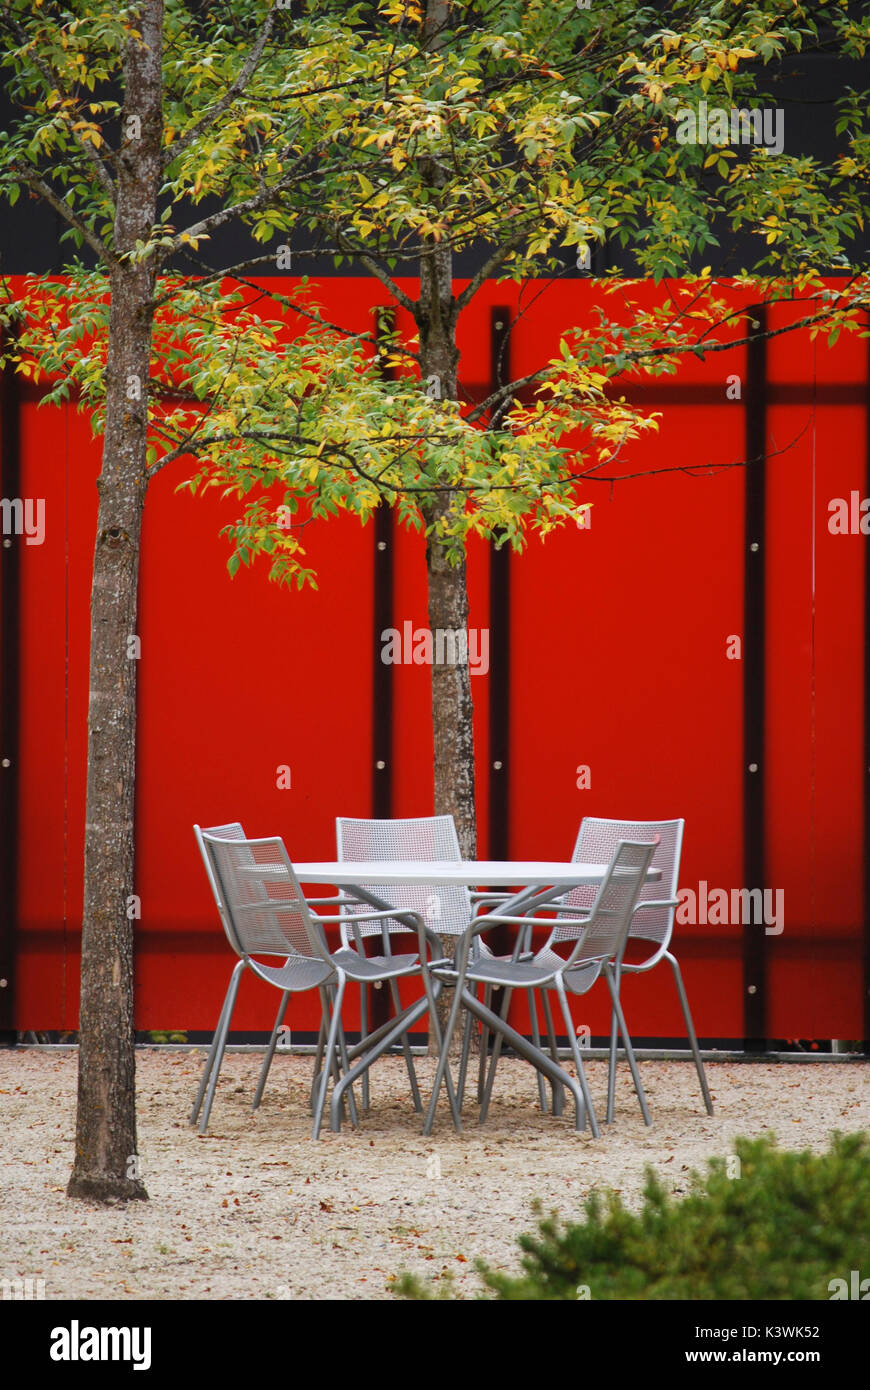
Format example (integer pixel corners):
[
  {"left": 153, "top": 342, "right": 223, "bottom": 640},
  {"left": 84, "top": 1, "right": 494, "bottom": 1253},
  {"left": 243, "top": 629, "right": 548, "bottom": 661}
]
[{"left": 0, "top": 1049, "right": 867, "bottom": 1300}]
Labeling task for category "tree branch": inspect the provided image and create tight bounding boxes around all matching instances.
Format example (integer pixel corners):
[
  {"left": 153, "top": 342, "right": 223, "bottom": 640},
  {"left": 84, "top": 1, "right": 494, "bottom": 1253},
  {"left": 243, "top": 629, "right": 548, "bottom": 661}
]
[
  {"left": 465, "top": 287, "right": 869, "bottom": 423},
  {"left": 453, "top": 232, "right": 534, "bottom": 315},
  {"left": 11, "top": 163, "right": 114, "bottom": 266},
  {"left": 164, "top": 133, "right": 336, "bottom": 254},
  {"left": 0, "top": 8, "right": 117, "bottom": 204},
  {"left": 223, "top": 269, "right": 423, "bottom": 364},
  {"left": 162, "top": 4, "right": 278, "bottom": 169},
  {"left": 357, "top": 252, "right": 418, "bottom": 316},
  {"left": 145, "top": 426, "right": 453, "bottom": 480},
  {"left": 575, "top": 419, "right": 810, "bottom": 484}
]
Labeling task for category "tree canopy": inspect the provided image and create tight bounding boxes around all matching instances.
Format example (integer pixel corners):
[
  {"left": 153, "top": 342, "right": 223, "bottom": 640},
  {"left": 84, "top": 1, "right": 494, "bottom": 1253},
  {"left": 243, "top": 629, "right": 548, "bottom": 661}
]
[{"left": 3, "top": 0, "right": 867, "bottom": 587}]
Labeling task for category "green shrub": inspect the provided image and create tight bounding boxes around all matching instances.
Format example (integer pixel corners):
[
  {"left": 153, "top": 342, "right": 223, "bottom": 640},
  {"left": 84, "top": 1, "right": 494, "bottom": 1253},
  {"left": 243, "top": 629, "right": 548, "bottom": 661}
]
[{"left": 396, "top": 1132, "right": 870, "bottom": 1300}]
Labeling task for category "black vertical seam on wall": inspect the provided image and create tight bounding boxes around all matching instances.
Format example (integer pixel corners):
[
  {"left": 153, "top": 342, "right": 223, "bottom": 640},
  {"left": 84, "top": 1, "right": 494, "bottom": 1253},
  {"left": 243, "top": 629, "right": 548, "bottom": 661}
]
[
  {"left": 369, "top": 309, "right": 396, "bottom": 1035},
  {"left": 489, "top": 307, "right": 511, "bottom": 861},
  {"left": 372, "top": 504, "right": 393, "bottom": 819},
  {"left": 744, "top": 307, "right": 767, "bottom": 1049},
  {"left": 864, "top": 321, "right": 870, "bottom": 1053},
  {"left": 0, "top": 350, "right": 21, "bottom": 1034},
  {"left": 372, "top": 307, "right": 395, "bottom": 820},
  {"left": 487, "top": 308, "right": 512, "bottom": 976}
]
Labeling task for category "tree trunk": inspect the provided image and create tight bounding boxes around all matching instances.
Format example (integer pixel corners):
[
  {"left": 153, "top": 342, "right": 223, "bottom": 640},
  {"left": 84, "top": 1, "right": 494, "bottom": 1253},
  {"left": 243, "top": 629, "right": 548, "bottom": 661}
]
[
  {"left": 423, "top": 491, "right": 476, "bottom": 858},
  {"left": 422, "top": 488, "right": 480, "bottom": 1058},
  {"left": 417, "top": 7, "right": 479, "bottom": 1049},
  {"left": 68, "top": 0, "right": 163, "bottom": 1202}
]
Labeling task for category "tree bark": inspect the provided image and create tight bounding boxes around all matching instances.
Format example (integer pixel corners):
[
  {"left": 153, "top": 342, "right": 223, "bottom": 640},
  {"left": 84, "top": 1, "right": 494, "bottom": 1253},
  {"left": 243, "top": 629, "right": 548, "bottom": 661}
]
[
  {"left": 422, "top": 490, "right": 476, "bottom": 858},
  {"left": 417, "top": 255, "right": 475, "bottom": 859},
  {"left": 422, "top": 485, "right": 480, "bottom": 1057},
  {"left": 417, "top": 0, "right": 478, "bottom": 1053},
  {"left": 68, "top": 0, "right": 164, "bottom": 1202}
]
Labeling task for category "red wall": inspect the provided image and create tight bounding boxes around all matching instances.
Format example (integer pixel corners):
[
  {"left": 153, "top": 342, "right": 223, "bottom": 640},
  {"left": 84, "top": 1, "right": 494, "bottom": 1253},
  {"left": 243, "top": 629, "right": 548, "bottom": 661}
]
[{"left": 7, "top": 278, "right": 867, "bottom": 1039}]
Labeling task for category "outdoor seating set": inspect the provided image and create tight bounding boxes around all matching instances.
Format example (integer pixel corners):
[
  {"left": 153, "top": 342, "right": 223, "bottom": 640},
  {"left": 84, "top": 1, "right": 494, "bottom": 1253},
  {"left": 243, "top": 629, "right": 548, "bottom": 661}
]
[{"left": 190, "top": 816, "right": 714, "bottom": 1140}]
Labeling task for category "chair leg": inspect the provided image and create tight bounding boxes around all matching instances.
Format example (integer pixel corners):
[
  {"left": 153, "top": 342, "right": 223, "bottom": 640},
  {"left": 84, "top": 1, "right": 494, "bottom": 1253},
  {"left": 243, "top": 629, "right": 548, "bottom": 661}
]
[
  {"left": 389, "top": 974, "right": 422, "bottom": 1113},
  {"left": 457, "top": 1005, "right": 475, "bottom": 1111},
  {"left": 253, "top": 989, "right": 291, "bottom": 1111},
  {"left": 325, "top": 991, "right": 347, "bottom": 1113},
  {"left": 606, "top": 962, "right": 622, "bottom": 1124},
  {"left": 336, "top": 1018, "right": 359, "bottom": 1129},
  {"left": 314, "top": 985, "right": 349, "bottom": 1122},
  {"left": 325, "top": 1022, "right": 345, "bottom": 1121},
  {"left": 309, "top": 990, "right": 330, "bottom": 1115},
  {"left": 476, "top": 986, "right": 492, "bottom": 1104},
  {"left": 606, "top": 1002, "right": 619, "bottom": 1124},
  {"left": 422, "top": 974, "right": 465, "bottom": 1137},
  {"left": 479, "top": 988, "right": 513, "bottom": 1125},
  {"left": 540, "top": 990, "right": 564, "bottom": 1117},
  {"left": 190, "top": 964, "right": 241, "bottom": 1126},
  {"left": 528, "top": 989, "right": 549, "bottom": 1114},
  {"left": 604, "top": 963, "right": 651, "bottom": 1126},
  {"left": 314, "top": 972, "right": 347, "bottom": 1140},
  {"left": 359, "top": 984, "right": 370, "bottom": 1113},
  {"left": 555, "top": 977, "right": 598, "bottom": 1137},
  {"left": 197, "top": 960, "right": 244, "bottom": 1133},
  {"left": 666, "top": 952, "right": 714, "bottom": 1115}
]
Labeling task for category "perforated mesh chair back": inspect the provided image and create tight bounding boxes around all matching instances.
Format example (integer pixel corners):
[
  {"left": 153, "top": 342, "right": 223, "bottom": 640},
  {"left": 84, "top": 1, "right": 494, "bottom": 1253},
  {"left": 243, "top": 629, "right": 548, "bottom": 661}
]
[
  {"left": 336, "top": 815, "right": 473, "bottom": 938},
  {"left": 194, "top": 822, "right": 251, "bottom": 956},
  {"left": 202, "top": 832, "right": 329, "bottom": 962},
  {"left": 560, "top": 839, "right": 658, "bottom": 965},
  {"left": 561, "top": 817, "right": 683, "bottom": 949}
]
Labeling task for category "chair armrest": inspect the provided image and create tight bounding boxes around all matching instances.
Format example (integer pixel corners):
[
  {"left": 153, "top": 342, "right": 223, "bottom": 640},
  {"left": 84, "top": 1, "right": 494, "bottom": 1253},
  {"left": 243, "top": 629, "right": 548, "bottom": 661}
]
[
  {"left": 631, "top": 897, "right": 680, "bottom": 913},
  {"left": 475, "top": 914, "right": 561, "bottom": 928},
  {"left": 316, "top": 906, "right": 425, "bottom": 953},
  {"left": 332, "top": 882, "right": 450, "bottom": 963},
  {"left": 314, "top": 907, "right": 423, "bottom": 926},
  {"left": 541, "top": 892, "right": 591, "bottom": 913},
  {"left": 629, "top": 898, "right": 680, "bottom": 932}
]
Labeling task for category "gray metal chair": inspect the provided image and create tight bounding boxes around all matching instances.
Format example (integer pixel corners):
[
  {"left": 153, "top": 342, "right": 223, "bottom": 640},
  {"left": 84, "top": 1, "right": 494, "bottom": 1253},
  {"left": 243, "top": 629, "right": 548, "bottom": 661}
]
[
  {"left": 335, "top": 814, "right": 497, "bottom": 1112},
  {"left": 190, "top": 822, "right": 264, "bottom": 1132},
  {"left": 191, "top": 821, "right": 349, "bottom": 1132},
  {"left": 425, "top": 838, "right": 660, "bottom": 1137},
  {"left": 192, "top": 827, "right": 425, "bottom": 1137},
  {"left": 569, "top": 817, "right": 713, "bottom": 1120}
]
